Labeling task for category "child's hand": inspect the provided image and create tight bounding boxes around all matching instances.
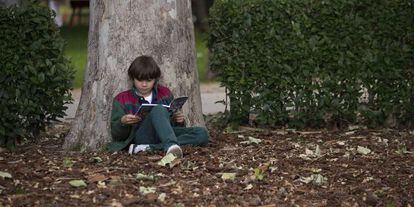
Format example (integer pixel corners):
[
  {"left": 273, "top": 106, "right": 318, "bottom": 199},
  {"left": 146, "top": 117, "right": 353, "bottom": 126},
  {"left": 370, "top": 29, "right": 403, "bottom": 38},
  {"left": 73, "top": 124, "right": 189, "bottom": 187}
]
[
  {"left": 121, "top": 114, "right": 141, "bottom": 125},
  {"left": 172, "top": 112, "right": 185, "bottom": 123}
]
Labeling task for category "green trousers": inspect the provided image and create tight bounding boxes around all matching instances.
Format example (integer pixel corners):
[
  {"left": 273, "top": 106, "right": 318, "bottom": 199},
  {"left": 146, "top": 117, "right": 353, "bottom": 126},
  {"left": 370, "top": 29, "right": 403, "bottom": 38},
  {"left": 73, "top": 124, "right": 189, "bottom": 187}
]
[{"left": 133, "top": 104, "right": 209, "bottom": 152}]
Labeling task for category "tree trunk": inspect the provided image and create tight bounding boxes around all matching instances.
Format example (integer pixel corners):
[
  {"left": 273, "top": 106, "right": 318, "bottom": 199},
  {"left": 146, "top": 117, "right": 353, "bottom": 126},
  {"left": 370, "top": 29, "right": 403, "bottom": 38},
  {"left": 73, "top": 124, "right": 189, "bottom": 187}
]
[
  {"left": 63, "top": 0, "right": 204, "bottom": 151},
  {"left": 191, "top": 0, "right": 209, "bottom": 32}
]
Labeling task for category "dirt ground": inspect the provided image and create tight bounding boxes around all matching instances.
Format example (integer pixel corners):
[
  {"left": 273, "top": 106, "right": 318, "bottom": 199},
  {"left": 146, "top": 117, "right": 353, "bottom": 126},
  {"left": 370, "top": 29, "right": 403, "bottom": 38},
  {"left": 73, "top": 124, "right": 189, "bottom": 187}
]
[{"left": 1, "top": 120, "right": 413, "bottom": 206}]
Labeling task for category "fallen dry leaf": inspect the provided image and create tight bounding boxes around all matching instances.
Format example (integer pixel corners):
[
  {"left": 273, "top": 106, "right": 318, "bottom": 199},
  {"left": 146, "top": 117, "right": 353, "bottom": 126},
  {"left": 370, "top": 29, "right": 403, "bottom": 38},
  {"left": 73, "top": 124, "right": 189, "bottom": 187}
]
[
  {"left": 0, "top": 171, "right": 12, "bottom": 179},
  {"left": 87, "top": 174, "right": 107, "bottom": 183},
  {"left": 157, "top": 153, "right": 177, "bottom": 167},
  {"left": 357, "top": 146, "right": 371, "bottom": 155},
  {"left": 139, "top": 186, "right": 156, "bottom": 195},
  {"left": 221, "top": 173, "right": 236, "bottom": 181},
  {"left": 69, "top": 180, "right": 87, "bottom": 188}
]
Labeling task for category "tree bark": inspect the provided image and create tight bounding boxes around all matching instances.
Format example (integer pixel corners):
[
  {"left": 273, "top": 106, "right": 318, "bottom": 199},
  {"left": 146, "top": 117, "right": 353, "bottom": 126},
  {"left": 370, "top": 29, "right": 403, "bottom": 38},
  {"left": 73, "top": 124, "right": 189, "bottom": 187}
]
[{"left": 63, "top": 0, "right": 204, "bottom": 151}]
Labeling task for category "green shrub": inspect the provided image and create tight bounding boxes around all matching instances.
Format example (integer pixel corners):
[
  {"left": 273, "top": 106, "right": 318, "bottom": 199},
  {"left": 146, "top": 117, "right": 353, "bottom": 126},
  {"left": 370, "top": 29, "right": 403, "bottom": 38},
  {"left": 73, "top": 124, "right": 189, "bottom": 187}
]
[
  {"left": 209, "top": 0, "right": 414, "bottom": 129},
  {"left": 0, "top": 0, "right": 74, "bottom": 149}
]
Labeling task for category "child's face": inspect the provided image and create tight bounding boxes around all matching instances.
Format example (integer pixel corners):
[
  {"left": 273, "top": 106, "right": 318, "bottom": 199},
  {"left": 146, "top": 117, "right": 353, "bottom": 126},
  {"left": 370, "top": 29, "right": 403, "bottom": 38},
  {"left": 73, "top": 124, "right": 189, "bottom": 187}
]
[{"left": 134, "top": 79, "right": 155, "bottom": 96}]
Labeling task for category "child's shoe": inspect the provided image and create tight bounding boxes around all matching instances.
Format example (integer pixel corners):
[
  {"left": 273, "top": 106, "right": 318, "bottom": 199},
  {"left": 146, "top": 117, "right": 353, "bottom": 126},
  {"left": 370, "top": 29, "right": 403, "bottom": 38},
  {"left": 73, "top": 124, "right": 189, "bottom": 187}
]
[
  {"left": 128, "top": 144, "right": 150, "bottom": 154},
  {"left": 166, "top": 144, "right": 183, "bottom": 158}
]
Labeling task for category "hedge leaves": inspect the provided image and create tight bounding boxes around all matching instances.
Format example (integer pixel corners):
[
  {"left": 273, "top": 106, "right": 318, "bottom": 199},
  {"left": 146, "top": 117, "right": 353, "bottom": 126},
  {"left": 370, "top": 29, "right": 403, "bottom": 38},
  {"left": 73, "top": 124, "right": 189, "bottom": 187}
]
[
  {"left": 0, "top": 0, "right": 74, "bottom": 149},
  {"left": 209, "top": 0, "right": 414, "bottom": 128}
]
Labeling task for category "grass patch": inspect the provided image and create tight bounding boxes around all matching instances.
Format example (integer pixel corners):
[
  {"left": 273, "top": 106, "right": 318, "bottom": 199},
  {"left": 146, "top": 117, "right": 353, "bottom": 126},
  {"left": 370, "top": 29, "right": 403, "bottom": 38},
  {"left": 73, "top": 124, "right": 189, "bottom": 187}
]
[
  {"left": 60, "top": 25, "right": 210, "bottom": 89},
  {"left": 60, "top": 25, "right": 88, "bottom": 88},
  {"left": 195, "top": 30, "right": 209, "bottom": 83}
]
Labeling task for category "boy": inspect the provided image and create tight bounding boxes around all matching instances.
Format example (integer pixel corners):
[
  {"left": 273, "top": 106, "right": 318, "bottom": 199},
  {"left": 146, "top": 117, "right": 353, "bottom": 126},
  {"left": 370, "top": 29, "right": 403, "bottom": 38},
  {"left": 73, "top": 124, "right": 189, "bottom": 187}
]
[{"left": 107, "top": 55, "right": 209, "bottom": 158}]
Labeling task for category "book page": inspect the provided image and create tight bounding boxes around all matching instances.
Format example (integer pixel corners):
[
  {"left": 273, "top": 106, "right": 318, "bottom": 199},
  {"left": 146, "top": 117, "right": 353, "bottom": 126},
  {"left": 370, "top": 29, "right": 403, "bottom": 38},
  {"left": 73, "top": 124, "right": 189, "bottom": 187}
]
[
  {"left": 135, "top": 104, "right": 157, "bottom": 117},
  {"left": 134, "top": 97, "right": 187, "bottom": 117},
  {"left": 169, "top": 96, "right": 188, "bottom": 112}
]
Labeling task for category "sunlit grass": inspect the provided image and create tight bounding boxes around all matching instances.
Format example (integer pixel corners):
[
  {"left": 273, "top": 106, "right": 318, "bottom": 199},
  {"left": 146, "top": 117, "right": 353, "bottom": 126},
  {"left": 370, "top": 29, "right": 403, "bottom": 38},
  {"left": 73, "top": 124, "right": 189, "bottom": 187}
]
[
  {"left": 195, "top": 30, "right": 209, "bottom": 83},
  {"left": 60, "top": 25, "right": 88, "bottom": 88}
]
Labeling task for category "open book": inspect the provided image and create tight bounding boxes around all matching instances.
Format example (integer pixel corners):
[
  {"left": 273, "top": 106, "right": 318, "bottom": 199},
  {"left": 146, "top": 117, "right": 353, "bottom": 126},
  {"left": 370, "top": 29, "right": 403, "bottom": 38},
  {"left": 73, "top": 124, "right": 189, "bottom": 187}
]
[{"left": 134, "top": 96, "right": 188, "bottom": 117}]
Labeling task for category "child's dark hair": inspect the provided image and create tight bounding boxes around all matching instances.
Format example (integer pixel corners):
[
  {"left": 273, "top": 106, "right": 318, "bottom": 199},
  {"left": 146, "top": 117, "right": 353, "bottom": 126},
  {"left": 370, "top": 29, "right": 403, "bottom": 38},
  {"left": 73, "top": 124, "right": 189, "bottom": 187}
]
[{"left": 128, "top": 56, "right": 161, "bottom": 81}]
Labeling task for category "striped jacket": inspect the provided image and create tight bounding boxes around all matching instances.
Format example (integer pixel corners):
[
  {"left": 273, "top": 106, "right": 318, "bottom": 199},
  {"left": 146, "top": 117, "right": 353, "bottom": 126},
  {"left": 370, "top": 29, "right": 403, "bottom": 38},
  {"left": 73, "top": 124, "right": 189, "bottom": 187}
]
[{"left": 106, "top": 84, "right": 175, "bottom": 151}]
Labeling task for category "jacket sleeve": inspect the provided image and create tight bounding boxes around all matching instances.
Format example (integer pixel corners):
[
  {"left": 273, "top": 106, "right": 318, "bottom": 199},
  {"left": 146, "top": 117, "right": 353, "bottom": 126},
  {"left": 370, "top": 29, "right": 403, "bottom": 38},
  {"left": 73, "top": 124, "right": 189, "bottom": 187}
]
[{"left": 111, "top": 100, "right": 131, "bottom": 141}]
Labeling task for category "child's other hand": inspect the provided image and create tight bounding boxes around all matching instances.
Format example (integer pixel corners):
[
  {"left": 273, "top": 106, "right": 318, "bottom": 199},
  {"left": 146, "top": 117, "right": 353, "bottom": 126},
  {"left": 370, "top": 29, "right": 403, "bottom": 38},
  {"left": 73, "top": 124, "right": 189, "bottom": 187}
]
[
  {"left": 121, "top": 114, "right": 141, "bottom": 125},
  {"left": 172, "top": 112, "right": 185, "bottom": 123}
]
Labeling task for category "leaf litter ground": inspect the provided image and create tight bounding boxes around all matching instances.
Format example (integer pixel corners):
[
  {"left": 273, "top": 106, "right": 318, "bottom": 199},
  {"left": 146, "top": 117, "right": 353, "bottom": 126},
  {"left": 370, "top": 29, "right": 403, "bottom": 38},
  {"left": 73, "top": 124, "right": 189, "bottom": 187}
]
[{"left": 0, "top": 122, "right": 413, "bottom": 206}]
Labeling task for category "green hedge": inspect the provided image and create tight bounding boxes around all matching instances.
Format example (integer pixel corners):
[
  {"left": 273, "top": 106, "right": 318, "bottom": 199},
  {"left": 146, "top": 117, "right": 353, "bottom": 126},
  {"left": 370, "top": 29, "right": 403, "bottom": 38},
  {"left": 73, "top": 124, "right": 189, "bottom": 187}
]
[
  {"left": 209, "top": 0, "right": 414, "bottom": 129},
  {"left": 0, "top": 1, "right": 74, "bottom": 149}
]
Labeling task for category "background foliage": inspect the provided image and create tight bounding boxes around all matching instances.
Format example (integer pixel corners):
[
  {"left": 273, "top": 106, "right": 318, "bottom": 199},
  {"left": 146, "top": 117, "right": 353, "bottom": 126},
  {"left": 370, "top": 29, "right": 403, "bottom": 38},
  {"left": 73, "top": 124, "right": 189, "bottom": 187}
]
[
  {"left": 209, "top": 0, "right": 414, "bottom": 129},
  {"left": 0, "top": 0, "right": 74, "bottom": 149}
]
